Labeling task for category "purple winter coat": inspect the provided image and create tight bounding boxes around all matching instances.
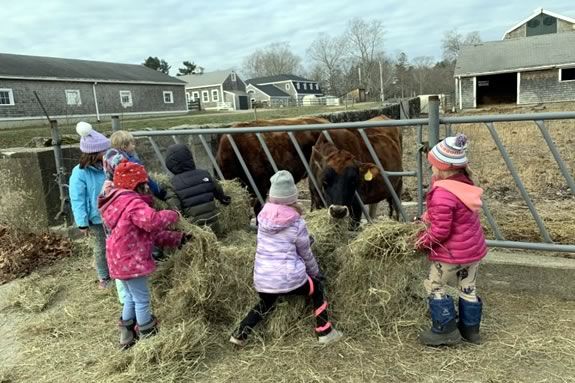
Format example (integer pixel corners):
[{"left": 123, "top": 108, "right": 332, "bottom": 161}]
[
  {"left": 416, "top": 173, "right": 487, "bottom": 264},
  {"left": 253, "top": 203, "right": 319, "bottom": 294}
]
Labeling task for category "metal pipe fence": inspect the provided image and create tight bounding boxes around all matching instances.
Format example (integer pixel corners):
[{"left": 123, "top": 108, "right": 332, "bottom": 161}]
[{"left": 125, "top": 105, "right": 575, "bottom": 253}]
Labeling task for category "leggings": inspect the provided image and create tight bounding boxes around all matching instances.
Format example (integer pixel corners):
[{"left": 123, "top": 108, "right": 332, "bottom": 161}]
[{"left": 235, "top": 276, "right": 332, "bottom": 340}]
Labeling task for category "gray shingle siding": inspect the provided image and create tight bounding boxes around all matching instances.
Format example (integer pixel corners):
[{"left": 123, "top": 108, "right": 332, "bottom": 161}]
[
  {"left": 222, "top": 74, "right": 246, "bottom": 92},
  {"left": 520, "top": 69, "right": 575, "bottom": 104},
  {"left": 0, "top": 79, "right": 186, "bottom": 119},
  {"left": 460, "top": 77, "right": 475, "bottom": 109}
]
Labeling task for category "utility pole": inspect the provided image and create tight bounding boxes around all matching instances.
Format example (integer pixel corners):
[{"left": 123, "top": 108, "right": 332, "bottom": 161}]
[{"left": 379, "top": 61, "right": 384, "bottom": 103}]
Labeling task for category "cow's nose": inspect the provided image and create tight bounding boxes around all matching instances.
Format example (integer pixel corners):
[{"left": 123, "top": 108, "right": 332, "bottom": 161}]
[{"left": 328, "top": 205, "right": 349, "bottom": 219}]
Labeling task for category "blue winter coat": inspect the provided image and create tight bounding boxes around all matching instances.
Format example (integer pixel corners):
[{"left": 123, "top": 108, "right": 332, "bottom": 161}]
[{"left": 69, "top": 164, "right": 106, "bottom": 227}]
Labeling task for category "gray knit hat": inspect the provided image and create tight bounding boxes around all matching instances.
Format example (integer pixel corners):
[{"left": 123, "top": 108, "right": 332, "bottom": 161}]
[{"left": 268, "top": 170, "right": 298, "bottom": 205}]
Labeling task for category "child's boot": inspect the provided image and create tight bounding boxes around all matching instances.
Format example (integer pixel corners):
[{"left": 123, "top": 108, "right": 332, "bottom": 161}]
[
  {"left": 458, "top": 297, "right": 482, "bottom": 344},
  {"left": 137, "top": 316, "right": 159, "bottom": 339},
  {"left": 118, "top": 318, "right": 137, "bottom": 349},
  {"left": 318, "top": 328, "right": 343, "bottom": 345},
  {"left": 419, "top": 296, "right": 461, "bottom": 346}
]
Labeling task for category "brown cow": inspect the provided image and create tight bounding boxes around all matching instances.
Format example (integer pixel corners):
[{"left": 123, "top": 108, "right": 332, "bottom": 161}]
[
  {"left": 309, "top": 115, "right": 403, "bottom": 224},
  {"left": 216, "top": 116, "right": 329, "bottom": 217}
]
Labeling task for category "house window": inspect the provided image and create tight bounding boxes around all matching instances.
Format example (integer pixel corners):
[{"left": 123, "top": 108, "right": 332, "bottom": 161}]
[
  {"left": 212, "top": 89, "right": 219, "bottom": 102},
  {"left": 192, "top": 91, "right": 200, "bottom": 101},
  {"left": 231, "top": 72, "right": 237, "bottom": 82},
  {"left": 315, "top": 84, "right": 319, "bottom": 91},
  {"left": 560, "top": 67, "right": 575, "bottom": 82},
  {"left": 296, "top": 82, "right": 300, "bottom": 90},
  {"left": 65, "top": 90, "right": 81, "bottom": 106},
  {"left": 285, "top": 83, "right": 291, "bottom": 90},
  {"left": 186, "top": 92, "right": 191, "bottom": 102},
  {"left": 0, "top": 89, "right": 14, "bottom": 106},
  {"left": 202, "top": 90, "right": 209, "bottom": 102},
  {"left": 303, "top": 83, "right": 307, "bottom": 90},
  {"left": 120, "top": 91, "right": 133, "bottom": 107},
  {"left": 163, "top": 91, "right": 174, "bottom": 104}
]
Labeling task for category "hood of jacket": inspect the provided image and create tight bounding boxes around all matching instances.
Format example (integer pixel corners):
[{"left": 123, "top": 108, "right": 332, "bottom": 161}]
[
  {"left": 99, "top": 189, "right": 153, "bottom": 230},
  {"left": 433, "top": 174, "right": 483, "bottom": 213},
  {"left": 257, "top": 203, "right": 301, "bottom": 233},
  {"left": 165, "top": 144, "right": 196, "bottom": 175}
]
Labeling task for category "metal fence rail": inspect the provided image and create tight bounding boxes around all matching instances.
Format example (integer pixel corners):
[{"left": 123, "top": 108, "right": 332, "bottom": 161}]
[{"left": 128, "top": 100, "right": 575, "bottom": 253}]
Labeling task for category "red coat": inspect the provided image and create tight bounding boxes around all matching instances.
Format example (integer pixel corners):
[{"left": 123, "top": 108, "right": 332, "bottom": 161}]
[
  {"left": 417, "top": 174, "right": 487, "bottom": 264},
  {"left": 99, "top": 189, "right": 183, "bottom": 280}
]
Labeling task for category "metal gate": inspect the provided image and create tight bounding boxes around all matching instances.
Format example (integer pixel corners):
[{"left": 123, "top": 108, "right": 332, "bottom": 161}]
[{"left": 116, "top": 99, "right": 575, "bottom": 253}]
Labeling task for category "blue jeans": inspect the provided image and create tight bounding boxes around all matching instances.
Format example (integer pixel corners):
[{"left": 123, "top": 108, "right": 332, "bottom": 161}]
[
  {"left": 91, "top": 224, "right": 110, "bottom": 281},
  {"left": 119, "top": 277, "right": 152, "bottom": 325}
]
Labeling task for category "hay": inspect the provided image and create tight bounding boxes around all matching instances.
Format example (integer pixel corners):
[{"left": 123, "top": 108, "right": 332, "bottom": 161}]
[{"left": 334, "top": 219, "right": 428, "bottom": 337}]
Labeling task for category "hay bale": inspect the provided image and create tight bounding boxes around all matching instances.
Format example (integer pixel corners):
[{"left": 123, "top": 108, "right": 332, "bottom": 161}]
[
  {"left": 216, "top": 180, "right": 252, "bottom": 235},
  {"left": 334, "top": 219, "right": 428, "bottom": 336}
]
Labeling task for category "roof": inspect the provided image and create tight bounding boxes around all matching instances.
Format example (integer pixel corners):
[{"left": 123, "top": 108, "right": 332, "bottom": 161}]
[
  {"left": 246, "top": 74, "right": 312, "bottom": 85},
  {"left": 0, "top": 53, "right": 185, "bottom": 84},
  {"left": 249, "top": 84, "right": 290, "bottom": 97},
  {"left": 179, "top": 70, "right": 233, "bottom": 88},
  {"left": 454, "top": 32, "right": 575, "bottom": 77},
  {"left": 503, "top": 8, "right": 575, "bottom": 39}
]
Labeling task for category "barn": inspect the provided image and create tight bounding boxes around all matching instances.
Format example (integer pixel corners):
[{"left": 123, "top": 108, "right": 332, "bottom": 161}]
[
  {"left": 455, "top": 8, "right": 575, "bottom": 109},
  {"left": 0, "top": 53, "right": 187, "bottom": 123}
]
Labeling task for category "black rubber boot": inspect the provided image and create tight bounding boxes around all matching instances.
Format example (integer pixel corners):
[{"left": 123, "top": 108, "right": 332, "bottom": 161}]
[
  {"left": 458, "top": 297, "right": 482, "bottom": 344},
  {"left": 118, "top": 318, "right": 137, "bottom": 350},
  {"left": 137, "top": 316, "right": 159, "bottom": 339},
  {"left": 419, "top": 296, "right": 461, "bottom": 346}
]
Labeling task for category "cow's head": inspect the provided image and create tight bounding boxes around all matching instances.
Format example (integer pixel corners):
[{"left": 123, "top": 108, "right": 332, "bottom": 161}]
[{"left": 312, "top": 142, "right": 379, "bottom": 220}]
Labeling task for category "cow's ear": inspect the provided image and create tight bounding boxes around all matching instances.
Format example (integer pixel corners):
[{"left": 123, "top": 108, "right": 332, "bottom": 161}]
[{"left": 359, "top": 163, "right": 379, "bottom": 182}]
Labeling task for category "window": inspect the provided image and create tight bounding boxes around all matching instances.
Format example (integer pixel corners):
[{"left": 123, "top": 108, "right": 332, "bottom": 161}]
[
  {"left": 65, "top": 90, "right": 81, "bottom": 105},
  {"left": 192, "top": 91, "right": 200, "bottom": 100},
  {"left": 285, "top": 83, "right": 291, "bottom": 90},
  {"left": 186, "top": 92, "right": 191, "bottom": 102},
  {"left": 560, "top": 67, "right": 575, "bottom": 82},
  {"left": 315, "top": 84, "right": 319, "bottom": 91},
  {"left": 231, "top": 72, "right": 237, "bottom": 82},
  {"left": 211, "top": 89, "right": 219, "bottom": 102},
  {"left": 0, "top": 89, "right": 14, "bottom": 106},
  {"left": 202, "top": 90, "right": 209, "bottom": 102},
  {"left": 296, "top": 82, "right": 300, "bottom": 90},
  {"left": 120, "top": 90, "right": 133, "bottom": 107},
  {"left": 303, "top": 83, "right": 307, "bottom": 90},
  {"left": 163, "top": 91, "right": 174, "bottom": 104}
]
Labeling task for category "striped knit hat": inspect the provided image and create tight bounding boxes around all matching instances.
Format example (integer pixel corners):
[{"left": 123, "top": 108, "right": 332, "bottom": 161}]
[{"left": 428, "top": 134, "right": 469, "bottom": 170}]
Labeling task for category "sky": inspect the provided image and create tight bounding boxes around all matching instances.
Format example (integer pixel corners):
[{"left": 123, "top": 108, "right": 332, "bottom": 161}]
[{"left": 3, "top": 0, "right": 574, "bottom": 76}]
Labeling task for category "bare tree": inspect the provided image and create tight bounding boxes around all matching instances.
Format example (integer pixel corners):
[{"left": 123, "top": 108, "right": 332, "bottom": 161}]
[
  {"left": 412, "top": 56, "right": 434, "bottom": 95},
  {"left": 345, "top": 18, "right": 385, "bottom": 95},
  {"left": 242, "top": 42, "right": 303, "bottom": 78},
  {"left": 307, "top": 33, "right": 349, "bottom": 95},
  {"left": 442, "top": 29, "right": 482, "bottom": 62}
]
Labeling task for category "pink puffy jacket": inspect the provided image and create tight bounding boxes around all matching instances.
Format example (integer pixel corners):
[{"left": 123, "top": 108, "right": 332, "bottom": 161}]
[
  {"left": 417, "top": 174, "right": 487, "bottom": 264},
  {"left": 99, "top": 189, "right": 183, "bottom": 280}
]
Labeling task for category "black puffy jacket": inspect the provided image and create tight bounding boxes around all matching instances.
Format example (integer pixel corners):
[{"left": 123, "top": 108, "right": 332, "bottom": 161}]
[{"left": 164, "top": 144, "right": 227, "bottom": 225}]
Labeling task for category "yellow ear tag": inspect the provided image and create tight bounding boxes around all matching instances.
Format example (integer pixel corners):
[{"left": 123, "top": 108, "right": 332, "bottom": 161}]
[{"left": 364, "top": 170, "right": 374, "bottom": 181}]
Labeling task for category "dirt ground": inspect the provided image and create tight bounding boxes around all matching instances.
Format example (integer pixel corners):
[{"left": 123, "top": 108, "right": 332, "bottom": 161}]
[{"left": 0, "top": 253, "right": 574, "bottom": 383}]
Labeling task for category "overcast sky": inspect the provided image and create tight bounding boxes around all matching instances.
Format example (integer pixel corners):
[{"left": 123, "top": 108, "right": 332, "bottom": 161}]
[{"left": 3, "top": 1, "right": 574, "bottom": 76}]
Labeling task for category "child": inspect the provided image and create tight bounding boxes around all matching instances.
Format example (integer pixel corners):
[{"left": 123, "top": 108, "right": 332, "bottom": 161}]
[
  {"left": 98, "top": 161, "right": 185, "bottom": 349},
  {"left": 230, "top": 170, "right": 342, "bottom": 346},
  {"left": 164, "top": 143, "right": 231, "bottom": 231},
  {"left": 69, "top": 121, "right": 112, "bottom": 289},
  {"left": 103, "top": 130, "right": 166, "bottom": 200},
  {"left": 416, "top": 134, "right": 487, "bottom": 346}
]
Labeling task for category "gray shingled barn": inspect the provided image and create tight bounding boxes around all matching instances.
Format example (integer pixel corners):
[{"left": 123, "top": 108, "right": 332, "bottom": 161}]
[
  {"left": 455, "top": 9, "right": 575, "bottom": 109},
  {"left": 0, "top": 53, "right": 187, "bottom": 123}
]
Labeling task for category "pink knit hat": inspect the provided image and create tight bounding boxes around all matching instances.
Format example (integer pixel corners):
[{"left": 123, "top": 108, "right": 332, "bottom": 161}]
[
  {"left": 76, "top": 121, "right": 111, "bottom": 154},
  {"left": 428, "top": 134, "right": 469, "bottom": 170}
]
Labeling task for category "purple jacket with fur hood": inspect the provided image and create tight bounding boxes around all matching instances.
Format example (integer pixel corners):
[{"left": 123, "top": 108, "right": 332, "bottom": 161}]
[{"left": 254, "top": 203, "right": 319, "bottom": 293}]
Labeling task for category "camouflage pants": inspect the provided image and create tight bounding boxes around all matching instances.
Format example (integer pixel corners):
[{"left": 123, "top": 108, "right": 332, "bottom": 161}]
[{"left": 424, "top": 261, "right": 480, "bottom": 302}]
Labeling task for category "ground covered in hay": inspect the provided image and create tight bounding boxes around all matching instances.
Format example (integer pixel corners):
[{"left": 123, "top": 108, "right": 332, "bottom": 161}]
[{"left": 0, "top": 218, "right": 574, "bottom": 383}]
